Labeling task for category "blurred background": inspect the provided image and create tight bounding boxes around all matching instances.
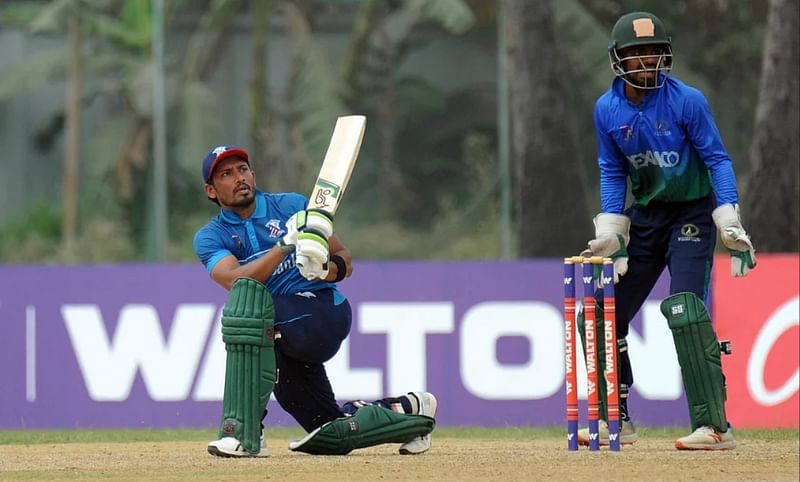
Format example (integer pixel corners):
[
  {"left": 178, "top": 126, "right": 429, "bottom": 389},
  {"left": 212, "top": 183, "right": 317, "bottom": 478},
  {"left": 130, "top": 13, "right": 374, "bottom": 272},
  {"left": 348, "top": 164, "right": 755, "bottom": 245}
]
[
  {"left": 1, "top": 0, "right": 796, "bottom": 264},
  {"left": 0, "top": 0, "right": 798, "bottom": 433}
]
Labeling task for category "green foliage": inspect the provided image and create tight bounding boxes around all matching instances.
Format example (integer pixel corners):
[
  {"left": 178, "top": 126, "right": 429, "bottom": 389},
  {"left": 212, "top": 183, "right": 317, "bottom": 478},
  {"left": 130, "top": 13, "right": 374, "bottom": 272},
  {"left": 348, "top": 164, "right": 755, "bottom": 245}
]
[
  {"left": 0, "top": 0, "right": 775, "bottom": 261},
  {"left": 0, "top": 1, "right": 45, "bottom": 26},
  {"left": 0, "top": 50, "right": 66, "bottom": 102},
  {"left": 0, "top": 203, "right": 60, "bottom": 248},
  {"left": 404, "top": 0, "right": 476, "bottom": 34},
  {"left": 0, "top": 205, "right": 134, "bottom": 263}
]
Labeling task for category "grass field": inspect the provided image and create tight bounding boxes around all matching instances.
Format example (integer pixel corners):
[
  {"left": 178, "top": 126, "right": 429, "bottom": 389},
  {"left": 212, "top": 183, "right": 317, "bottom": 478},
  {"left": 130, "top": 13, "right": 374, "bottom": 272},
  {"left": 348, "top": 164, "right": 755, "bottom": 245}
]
[{"left": 0, "top": 427, "right": 798, "bottom": 481}]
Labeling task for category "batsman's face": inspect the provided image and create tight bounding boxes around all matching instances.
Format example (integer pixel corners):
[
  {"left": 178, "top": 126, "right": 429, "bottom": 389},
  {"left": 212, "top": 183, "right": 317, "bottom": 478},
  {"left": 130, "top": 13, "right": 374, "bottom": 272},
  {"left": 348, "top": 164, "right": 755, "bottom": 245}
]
[{"left": 205, "top": 157, "right": 257, "bottom": 208}]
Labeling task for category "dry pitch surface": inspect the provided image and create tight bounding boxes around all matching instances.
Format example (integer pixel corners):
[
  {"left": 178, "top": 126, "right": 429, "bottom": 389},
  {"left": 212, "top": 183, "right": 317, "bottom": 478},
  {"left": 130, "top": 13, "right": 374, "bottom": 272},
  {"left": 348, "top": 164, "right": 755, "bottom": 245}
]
[{"left": 1, "top": 433, "right": 799, "bottom": 482}]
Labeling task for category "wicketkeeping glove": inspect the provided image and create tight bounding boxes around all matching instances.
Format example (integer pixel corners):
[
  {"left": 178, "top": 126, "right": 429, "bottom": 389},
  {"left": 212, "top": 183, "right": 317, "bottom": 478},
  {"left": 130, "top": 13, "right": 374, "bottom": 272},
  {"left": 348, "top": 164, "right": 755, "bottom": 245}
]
[
  {"left": 584, "top": 213, "right": 631, "bottom": 283},
  {"left": 712, "top": 203, "right": 757, "bottom": 277}
]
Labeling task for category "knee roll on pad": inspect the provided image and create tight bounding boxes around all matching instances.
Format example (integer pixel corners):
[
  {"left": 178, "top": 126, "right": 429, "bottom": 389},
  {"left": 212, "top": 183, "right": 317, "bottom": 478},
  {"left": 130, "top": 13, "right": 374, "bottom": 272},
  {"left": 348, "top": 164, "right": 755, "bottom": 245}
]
[
  {"left": 219, "top": 277, "right": 277, "bottom": 455},
  {"left": 288, "top": 405, "right": 435, "bottom": 455},
  {"left": 661, "top": 292, "right": 729, "bottom": 432}
]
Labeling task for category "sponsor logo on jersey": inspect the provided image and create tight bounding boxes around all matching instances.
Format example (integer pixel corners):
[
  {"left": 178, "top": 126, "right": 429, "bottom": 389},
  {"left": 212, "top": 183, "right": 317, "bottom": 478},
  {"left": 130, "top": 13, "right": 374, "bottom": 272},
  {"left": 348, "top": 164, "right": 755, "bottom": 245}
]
[
  {"left": 618, "top": 124, "right": 633, "bottom": 141},
  {"left": 266, "top": 219, "right": 284, "bottom": 237},
  {"left": 626, "top": 150, "right": 680, "bottom": 169},
  {"left": 655, "top": 120, "right": 672, "bottom": 136},
  {"left": 678, "top": 223, "right": 701, "bottom": 242}
]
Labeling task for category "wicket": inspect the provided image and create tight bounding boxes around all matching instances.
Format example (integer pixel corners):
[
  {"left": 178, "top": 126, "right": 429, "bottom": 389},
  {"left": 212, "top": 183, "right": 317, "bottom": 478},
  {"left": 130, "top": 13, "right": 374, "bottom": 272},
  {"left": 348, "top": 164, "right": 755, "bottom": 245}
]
[{"left": 563, "top": 256, "right": 620, "bottom": 451}]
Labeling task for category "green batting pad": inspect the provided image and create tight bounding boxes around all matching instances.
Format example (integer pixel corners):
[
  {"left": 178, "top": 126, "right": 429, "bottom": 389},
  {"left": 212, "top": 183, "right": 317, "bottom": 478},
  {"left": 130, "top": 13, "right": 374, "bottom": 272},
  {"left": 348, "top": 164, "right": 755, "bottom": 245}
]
[
  {"left": 289, "top": 405, "right": 435, "bottom": 455},
  {"left": 661, "top": 292, "right": 729, "bottom": 431},
  {"left": 218, "top": 277, "right": 277, "bottom": 455}
]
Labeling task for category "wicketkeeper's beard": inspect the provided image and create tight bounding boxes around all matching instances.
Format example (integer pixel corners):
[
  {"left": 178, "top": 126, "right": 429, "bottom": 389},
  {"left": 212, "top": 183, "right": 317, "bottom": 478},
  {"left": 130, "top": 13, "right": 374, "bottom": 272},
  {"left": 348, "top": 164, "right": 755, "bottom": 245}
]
[{"left": 625, "top": 70, "right": 658, "bottom": 89}]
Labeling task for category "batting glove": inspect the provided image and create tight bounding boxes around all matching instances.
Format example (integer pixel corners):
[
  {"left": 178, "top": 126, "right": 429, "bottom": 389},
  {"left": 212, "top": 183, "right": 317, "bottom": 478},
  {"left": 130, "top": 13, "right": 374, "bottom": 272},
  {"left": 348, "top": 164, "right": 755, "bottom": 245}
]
[
  {"left": 276, "top": 213, "right": 299, "bottom": 254},
  {"left": 296, "top": 209, "right": 334, "bottom": 239},
  {"left": 296, "top": 231, "right": 330, "bottom": 281}
]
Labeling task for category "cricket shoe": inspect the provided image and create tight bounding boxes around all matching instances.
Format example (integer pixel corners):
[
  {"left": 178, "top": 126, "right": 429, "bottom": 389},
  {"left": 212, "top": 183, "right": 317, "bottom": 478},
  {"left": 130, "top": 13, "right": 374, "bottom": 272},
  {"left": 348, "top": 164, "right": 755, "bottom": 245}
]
[
  {"left": 207, "top": 431, "right": 268, "bottom": 457},
  {"left": 577, "top": 419, "right": 638, "bottom": 446},
  {"left": 675, "top": 425, "right": 736, "bottom": 450},
  {"left": 399, "top": 391, "right": 438, "bottom": 455}
]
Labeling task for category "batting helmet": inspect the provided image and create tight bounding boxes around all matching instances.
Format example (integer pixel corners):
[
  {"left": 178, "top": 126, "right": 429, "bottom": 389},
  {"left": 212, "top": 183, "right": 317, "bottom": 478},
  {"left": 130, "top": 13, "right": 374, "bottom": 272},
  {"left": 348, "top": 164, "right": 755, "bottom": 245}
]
[{"left": 608, "top": 12, "right": 673, "bottom": 89}]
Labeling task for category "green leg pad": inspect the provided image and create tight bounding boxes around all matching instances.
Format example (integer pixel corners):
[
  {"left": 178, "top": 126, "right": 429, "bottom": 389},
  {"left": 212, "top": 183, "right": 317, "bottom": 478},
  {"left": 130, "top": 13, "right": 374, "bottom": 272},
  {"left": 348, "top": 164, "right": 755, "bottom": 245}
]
[
  {"left": 577, "top": 302, "right": 608, "bottom": 421},
  {"left": 289, "top": 405, "right": 435, "bottom": 455},
  {"left": 661, "top": 292, "right": 728, "bottom": 432},
  {"left": 219, "top": 278, "right": 277, "bottom": 455}
]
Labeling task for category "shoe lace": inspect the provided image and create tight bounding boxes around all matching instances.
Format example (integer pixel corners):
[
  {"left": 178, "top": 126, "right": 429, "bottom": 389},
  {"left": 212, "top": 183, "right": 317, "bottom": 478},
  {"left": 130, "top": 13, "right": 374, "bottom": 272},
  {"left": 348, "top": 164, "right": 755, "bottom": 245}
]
[{"left": 693, "top": 426, "right": 715, "bottom": 435}]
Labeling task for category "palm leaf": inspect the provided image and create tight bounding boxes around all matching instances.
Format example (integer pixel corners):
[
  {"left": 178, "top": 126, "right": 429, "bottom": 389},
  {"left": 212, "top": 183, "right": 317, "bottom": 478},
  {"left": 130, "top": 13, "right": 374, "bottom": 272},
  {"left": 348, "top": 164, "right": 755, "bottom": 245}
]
[
  {"left": 182, "top": 0, "right": 244, "bottom": 81},
  {"left": 0, "top": 50, "right": 66, "bottom": 101},
  {"left": 404, "top": 0, "right": 475, "bottom": 34},
  {"left": 173, "top": 81, "right": 222, "bottom": 175},
  {"left": 281, "top": 2, "right": 348, "bottom": 169}
]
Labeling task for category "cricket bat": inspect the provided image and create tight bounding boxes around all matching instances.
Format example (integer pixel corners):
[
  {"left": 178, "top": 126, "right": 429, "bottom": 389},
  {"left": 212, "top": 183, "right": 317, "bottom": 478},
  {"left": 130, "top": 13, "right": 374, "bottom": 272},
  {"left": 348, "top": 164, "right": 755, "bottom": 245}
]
[
  {"left": 307, "top": 115, "right": 366, "bottom": 214},
  {"left": 296, "top": 115, "right": 366, "bottom": 273}
]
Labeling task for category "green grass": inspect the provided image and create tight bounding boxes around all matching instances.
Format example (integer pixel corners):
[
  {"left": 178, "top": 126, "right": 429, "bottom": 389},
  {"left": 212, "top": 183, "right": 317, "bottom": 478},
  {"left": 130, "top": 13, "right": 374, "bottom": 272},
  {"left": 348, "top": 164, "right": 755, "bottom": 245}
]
[{"left": 1, "top": 426, "right": 796, "bottom": 445}]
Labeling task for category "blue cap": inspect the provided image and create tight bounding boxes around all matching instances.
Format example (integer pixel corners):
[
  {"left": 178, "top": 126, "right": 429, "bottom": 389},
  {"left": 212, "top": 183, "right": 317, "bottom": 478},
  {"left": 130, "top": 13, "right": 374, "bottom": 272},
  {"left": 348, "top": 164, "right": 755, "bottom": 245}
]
[{"left": 202, "top": 145, "right": 249, "bottom": 183}]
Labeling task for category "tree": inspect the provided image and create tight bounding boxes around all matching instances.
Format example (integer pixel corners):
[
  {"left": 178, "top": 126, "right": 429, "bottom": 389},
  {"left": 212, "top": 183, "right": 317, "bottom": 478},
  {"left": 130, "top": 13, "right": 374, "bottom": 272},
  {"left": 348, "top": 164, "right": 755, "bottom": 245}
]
[
  {"left": 501, "top": 0, "right": 591, "bottom": 257},
  {"left": 744, "top": 0, "right": 800, "bottom": 252},
  {"left": 63, "top": 8, "right": 82, "bottom": 254}
]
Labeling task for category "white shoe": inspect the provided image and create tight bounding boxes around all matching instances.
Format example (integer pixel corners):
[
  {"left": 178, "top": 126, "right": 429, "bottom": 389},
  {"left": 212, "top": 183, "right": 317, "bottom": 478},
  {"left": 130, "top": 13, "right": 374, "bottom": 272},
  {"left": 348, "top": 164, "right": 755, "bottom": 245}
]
[
  {"left": 399, "top": 392, "right": 437, "bottom": 455},
  {"left": 577, "top": 419, "right": 638, "bottom": 446},
  {"left": 675, "top": 425, "right": 736, "bottom": 450},
  {"left": 207, "top": 431, "right": 268, "bottom": 457}
]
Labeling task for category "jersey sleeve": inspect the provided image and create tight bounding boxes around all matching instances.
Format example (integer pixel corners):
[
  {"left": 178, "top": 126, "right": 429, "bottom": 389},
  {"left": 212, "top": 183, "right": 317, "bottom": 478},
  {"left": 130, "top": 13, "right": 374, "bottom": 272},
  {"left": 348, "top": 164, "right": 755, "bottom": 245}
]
[
  {"left": 193, "top": 225, "right": 233, "bottom": 275},
  {"left": 595, "top": 101, "right": 628, "bottom": 213},
  {"left": 683, "top": 88, "right": 739, "bottom": 206},
  {"left": 285, "top": 192, "right": 310, "bottom": 211}
]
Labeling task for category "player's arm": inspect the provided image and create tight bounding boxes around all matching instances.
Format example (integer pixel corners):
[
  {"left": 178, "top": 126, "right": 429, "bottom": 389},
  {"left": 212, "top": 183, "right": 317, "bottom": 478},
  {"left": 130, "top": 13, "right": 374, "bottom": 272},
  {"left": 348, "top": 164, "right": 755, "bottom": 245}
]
[
  {"left": 683, "top": 88, "right": 738, "bottom": 206},
  {"left": 594, "top": 103, "right": 628, "bottom": 213},
  {"left": 585, "top": 102, "right": 631, "bottom": 282},
  {"left": 322, "top": 234, "right": 353, "bottom": 282},
  {"left": 210, "top": 246, "right": 289, "bottom": 291}
]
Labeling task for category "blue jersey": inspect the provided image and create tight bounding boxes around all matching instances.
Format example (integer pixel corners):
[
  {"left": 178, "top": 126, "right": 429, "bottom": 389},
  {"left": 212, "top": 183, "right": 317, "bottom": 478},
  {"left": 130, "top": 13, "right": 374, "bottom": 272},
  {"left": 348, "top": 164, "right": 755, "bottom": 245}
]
[
  {"left": 594, "top": 75, "right": 739, "bottom": 213},
  {"left": 193, "top": 190, "right": 336, "bottom": 295}
]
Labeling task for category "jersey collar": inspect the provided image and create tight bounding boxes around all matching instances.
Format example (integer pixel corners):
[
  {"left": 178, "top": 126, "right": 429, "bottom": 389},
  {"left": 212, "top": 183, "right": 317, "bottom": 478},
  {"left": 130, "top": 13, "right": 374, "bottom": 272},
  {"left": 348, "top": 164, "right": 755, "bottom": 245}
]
[{"left": 612, "top": 76, "right": 664, "bottom": 107}]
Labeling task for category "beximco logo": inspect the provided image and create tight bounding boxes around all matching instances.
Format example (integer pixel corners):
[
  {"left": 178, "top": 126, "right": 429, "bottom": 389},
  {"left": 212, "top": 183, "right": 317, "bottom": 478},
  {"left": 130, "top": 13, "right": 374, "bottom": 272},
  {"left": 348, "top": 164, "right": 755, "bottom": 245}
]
[{"left": 627, "top": 150, "right": 680, "bottom": 169}]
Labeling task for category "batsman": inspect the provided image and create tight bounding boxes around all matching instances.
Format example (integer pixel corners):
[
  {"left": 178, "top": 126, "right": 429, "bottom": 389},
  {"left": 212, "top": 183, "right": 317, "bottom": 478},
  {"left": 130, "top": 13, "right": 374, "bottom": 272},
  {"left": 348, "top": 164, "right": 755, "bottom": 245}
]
[
  {"left": 577, "top": 11, "right": 756, "bottom": 450},
  {"left": 194, "top": 145, "right": 436, "bottom": 457}
]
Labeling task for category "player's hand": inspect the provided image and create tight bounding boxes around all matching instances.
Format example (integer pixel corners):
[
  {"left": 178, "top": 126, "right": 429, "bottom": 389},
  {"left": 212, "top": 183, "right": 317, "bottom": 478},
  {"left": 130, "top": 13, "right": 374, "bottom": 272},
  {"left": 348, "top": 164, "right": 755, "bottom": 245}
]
[
  {"left": 296, "top": 209, "right": 334, "bottom": 238},
  {"left": 294, "top": 209, "right": 334, "bottom": 279},
  {"left": 712, "top": 203, "right": 757, "bottom": 277},
  {"left": 296, "top": 231, "right": 330, "bottom": 280},
  {"left": 276, "top": 213, "right": 299, "bottom": 254},
  {"left": 584, "top": 213, "right": 630, "bottom": 283},
  {"left": 297, "top": 255, "right": 329, "bottom": 281}
]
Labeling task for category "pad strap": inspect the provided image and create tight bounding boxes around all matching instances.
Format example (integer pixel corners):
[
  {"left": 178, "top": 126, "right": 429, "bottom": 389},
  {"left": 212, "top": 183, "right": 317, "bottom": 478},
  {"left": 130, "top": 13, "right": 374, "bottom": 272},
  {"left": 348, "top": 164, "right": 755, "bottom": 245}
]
[{"left": 289, "top": 405, "right": 435, "bottom": 455}]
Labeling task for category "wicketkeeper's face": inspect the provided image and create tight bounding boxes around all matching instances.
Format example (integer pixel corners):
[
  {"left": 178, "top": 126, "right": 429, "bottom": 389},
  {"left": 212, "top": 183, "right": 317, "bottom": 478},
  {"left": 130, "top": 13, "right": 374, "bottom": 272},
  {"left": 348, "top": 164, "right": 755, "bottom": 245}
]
[
  {"left": 618, "top": 44, "right": 670, "bottom": 89},
  {"left": 205, "top": 157, "right": 257, "bottom": 208}
]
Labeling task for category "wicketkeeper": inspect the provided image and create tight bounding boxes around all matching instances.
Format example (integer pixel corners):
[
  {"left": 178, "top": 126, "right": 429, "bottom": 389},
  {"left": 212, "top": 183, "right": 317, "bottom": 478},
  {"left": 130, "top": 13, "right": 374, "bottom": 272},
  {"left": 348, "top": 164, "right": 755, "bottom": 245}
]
[
  {"left": 578, "top": 11, "right": 756, "bottom": 450},
  {"left": 194, "top": 145, "right": 437, "bottom": 457}
]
